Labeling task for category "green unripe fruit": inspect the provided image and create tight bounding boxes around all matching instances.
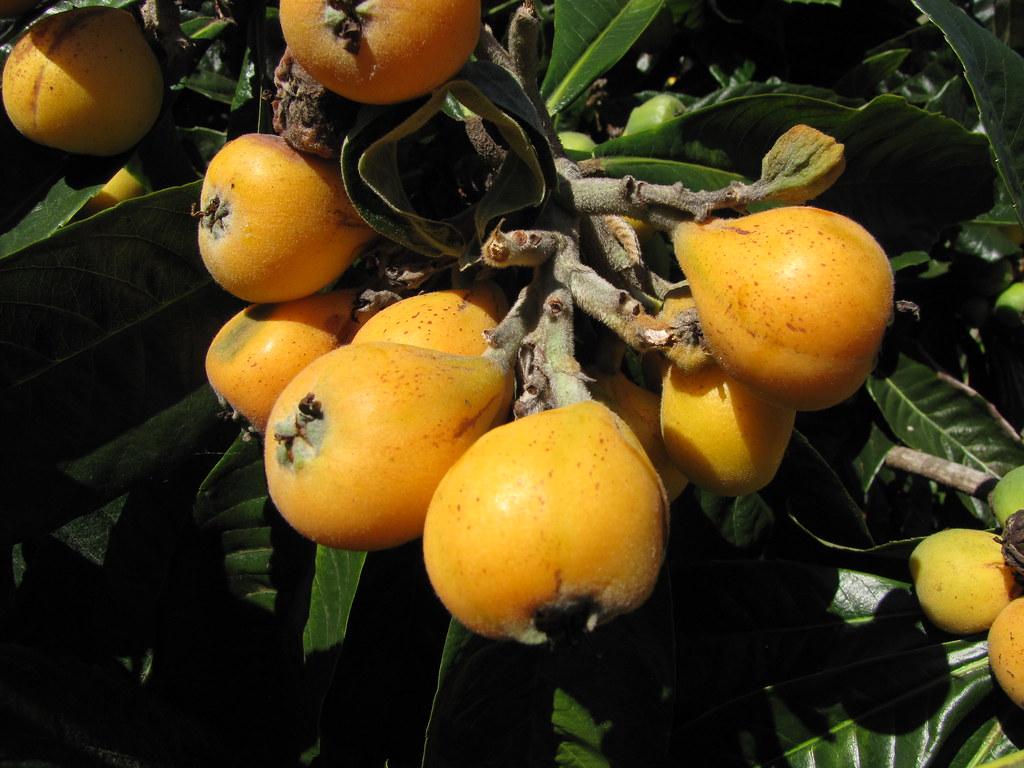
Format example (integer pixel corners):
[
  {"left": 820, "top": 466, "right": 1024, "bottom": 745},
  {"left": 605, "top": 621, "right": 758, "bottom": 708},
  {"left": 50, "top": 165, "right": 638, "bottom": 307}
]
[
  {"left": 558, "top": 131, "right": 597, "bottom": 155},
  {"left": 623, "top": 93, "right": 685, "bottom": 136},
  {"left": 994, "top": 283, "right": 1024, "bottom": 328},
  {"left": 909, "top": 528, "right": 1021, "bottom": 635},
  {"left": 993, "top": 466, "right": 1024, "bottom": 526}
]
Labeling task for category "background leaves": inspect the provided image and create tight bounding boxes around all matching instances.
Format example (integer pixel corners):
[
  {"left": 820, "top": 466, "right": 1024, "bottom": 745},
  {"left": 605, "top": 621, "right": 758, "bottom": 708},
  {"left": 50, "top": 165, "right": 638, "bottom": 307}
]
[
  {"left": 595, "top": 93, "right": 995, "bottom": 252},
  {"left": 541, "top": 0, "right": 666, "bottom": 116},
  {"left": 913, "top": 0, "right": 1024, "bottom": 225}
]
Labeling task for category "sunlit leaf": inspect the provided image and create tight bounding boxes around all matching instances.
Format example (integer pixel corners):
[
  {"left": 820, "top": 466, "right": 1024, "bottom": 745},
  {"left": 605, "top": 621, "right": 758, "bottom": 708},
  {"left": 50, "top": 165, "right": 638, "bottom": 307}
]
[
  {"left": 867, "top": 354, "right": 1024, "bottom": 521},
  {"left": 0, "top": 183, "right": 237, "bottom": 541},
  {"left": 542, "top": 0, "right": 666, "bottom": 116},
  {"left": 595, "top": 93, "right": 995, "bottom": 252}
]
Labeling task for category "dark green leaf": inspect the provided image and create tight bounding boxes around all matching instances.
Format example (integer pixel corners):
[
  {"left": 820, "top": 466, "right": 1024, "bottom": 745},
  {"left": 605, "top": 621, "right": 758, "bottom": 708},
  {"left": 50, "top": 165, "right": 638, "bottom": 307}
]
[
  {"left": 891, "top": 251, "right": 932, "bottom": 272},
  {"left": 592, "top": 155, "right": 744, "bottom": 189},
  {"left": 913, "top": 0, "right": 1024, "bottom": 227},
  {"left": 423, "top": 570, "right": 674, "bottom": 767},
  {"left": 194, "top": 435, "right": 312, "bottom": 612},
  {"left": 834, "top": 48, "right": 912, "bottom": 98},
  {"left": 0, "top": 177, "right": 103, "bottom": 258},
  {"left": 0, "top": 183, "right": 238, "bottom": 541},
  {"left": 767, "top": 431, "right": 874, "bottom": 549},
  {"left": 694, "top": 489, "right": 774, "bottom": 552},
  {"left": 595, "top": 93, "right": 995, "bottom": 252},
  {"left": 177, "top": 126, "right": 227, "bottom": 169},
  {"left": 298, "top": 546, "right": 365, "bottom": 764},
  {"left": 180, "top": 15, "right": 233, "bottom": 40},
  {"left": 868, "top": 354, "right": 1024, "bottom": 521},
  {"left": 852, "top": 422, "right": 896, "bottom": 497},
  {"left": 195, "top": 436, "right": 365, "bottom": 764},
  {"left": 541, "top": 0, "right": 666, "bottom": 116},
  {"left": 670, "top": 560, "right": 1015, "bottom": 765},
  {"left": 686, "top": 81, "right": 864, "bottom": 111},
  {"left": 343, "top": 63, "right": 550, "bottom": 260},
  {"left": 0, "top": 642, "right": 231, "bottom": 766},
  {"left": 179, "top": 69, "right": 238, "bottom": 104},
  {"left": 956, "top": 222, "right": 1021, "bottom": 263}
]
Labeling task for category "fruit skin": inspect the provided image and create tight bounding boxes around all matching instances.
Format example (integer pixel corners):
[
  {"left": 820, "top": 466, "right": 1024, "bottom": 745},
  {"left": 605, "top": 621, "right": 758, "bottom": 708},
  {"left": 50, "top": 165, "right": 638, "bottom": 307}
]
[
  {"left": 673, "top": 206, "right": 894, "bottom": 411},
  {"left": 994, "top": 283, "right": 1024, "bottom": 328},
  {"left": 660, "top": 361, "right": 794, "bottom": 496},
  {"left": 81, "top": 167, "right": 146, "bottom": 216},
  {"left": 423, "top": 400, "right": 668, "bottom": 644},
  {"left": 205, "top": 289, "right": 371, "bottom": 433},
  {"left": 993, "top": 466, "right": 1024, "bottom": 527},
  {"left": 591, "top": 372, "right": 688, "bottom": 502},
  {"left": 264, "top": 342, "right": 513, "bottom": 550},
  {"left": 280, "top": 0, "right": 480, "bottom": 104},
  {"left": 909, "top": 528, "right": 1021, "bottom": 635},
  {"left": 198, "top": 133, "right": 375, "bottom": 303},
  {"left": 350, "top": 282, "right": 507, "bottom": 356},
  {"left": 623, "top": 93, "right": 685, "bottom": 135},
  {"left": 2, "top": 8, "right": 164, "bottom": 155},
  {"left": 988, "top": 598, "right": 1024, "bottom": 707},
  {"left": 558, "top": 131, "right": 597, "bottom": 155}
]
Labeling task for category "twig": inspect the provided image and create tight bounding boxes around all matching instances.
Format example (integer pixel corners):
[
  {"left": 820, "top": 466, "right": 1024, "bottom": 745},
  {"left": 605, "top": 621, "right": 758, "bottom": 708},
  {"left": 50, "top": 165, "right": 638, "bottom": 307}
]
[
  {"left": 140, "top": 0, "right": 194, "bottom": 82},
  {"left": 567, "top": 175, "right": 750, "bottom": 230},
  {"left": 884, "top": 446, "right": 998, "bottom": 499},
  {"left": 482, "top": 224, "right": 564, "bottom": 268},
  {"left": 475, "top": 24, "right": 515, "bottom": 72}
]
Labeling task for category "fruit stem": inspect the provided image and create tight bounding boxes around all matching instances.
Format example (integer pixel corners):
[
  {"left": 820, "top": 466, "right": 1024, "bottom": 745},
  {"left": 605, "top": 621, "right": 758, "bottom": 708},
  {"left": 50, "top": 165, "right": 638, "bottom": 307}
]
[
  {"left": 482, "top": 223, "right": 563, "bottom": 268},
  {"left": 581, "top": 215, "right": 662, "bottom": 312},
  {"left": 515, "top": 257, "right": 592, "bottom": 416},
  {"left": 484, "top": 282, "right": 541, "bottom": 373},
  {"left": 566, "top": 125, "right": 847, "bottom": 228},
  {"left": 554, "top": 240, "right": 667, "bottom": 349},
  {"left": 476, "top": 3, "right": 563, "bottom": 157},
  {"left": 567, "top": 175, "right": 747, "bottom": 228},
  {"left": 140, "top": 0, "right": 194, "bottom": 81}
]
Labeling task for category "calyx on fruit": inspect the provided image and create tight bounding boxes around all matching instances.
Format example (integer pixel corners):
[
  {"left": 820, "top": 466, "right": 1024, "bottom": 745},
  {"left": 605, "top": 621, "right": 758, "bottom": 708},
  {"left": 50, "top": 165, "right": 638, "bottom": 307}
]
[
  {"left": 279, "top": 0, "right": 481, "bottom": 104},
  {"left": 673, "top": 206, "right": 894, "bottom": 411},
  {"left": 264, "top": 341, "right": 513, "bottom": 550},
  {"left": 423, "top": 400, "right": 668, "bottom": 644}
]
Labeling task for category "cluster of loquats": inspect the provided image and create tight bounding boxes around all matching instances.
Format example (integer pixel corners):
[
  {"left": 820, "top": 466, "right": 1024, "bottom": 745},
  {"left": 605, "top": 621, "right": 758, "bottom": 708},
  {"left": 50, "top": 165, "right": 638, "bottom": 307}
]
[
  {"left": 2, "top": 0, "right": 907, "bottom": 647},
  {"left": 909, "top": 467, "right": 1024, "bottom": 707},
  {"left": 193, "top": 106, "right": 901, "bottom": 645},
  {"left": 655, "top": 206, "right": 894, "bottom": 498}
]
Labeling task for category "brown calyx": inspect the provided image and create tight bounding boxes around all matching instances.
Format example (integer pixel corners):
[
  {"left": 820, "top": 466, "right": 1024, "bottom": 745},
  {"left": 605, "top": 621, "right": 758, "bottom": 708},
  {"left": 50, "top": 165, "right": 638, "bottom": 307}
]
[
  {"left": 1000, "top": 509, "right": 1024, "bottom": 581},
  {"left": 272, "top": 48, "right": 354, "bottom": 158}
]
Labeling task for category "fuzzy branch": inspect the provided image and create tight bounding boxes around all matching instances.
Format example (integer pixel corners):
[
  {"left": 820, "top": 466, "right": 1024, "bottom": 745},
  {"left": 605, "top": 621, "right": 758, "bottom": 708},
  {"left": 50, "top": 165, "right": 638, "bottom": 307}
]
[{"left": 884, "top": 446, "right": 998, "bottom": 499}]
